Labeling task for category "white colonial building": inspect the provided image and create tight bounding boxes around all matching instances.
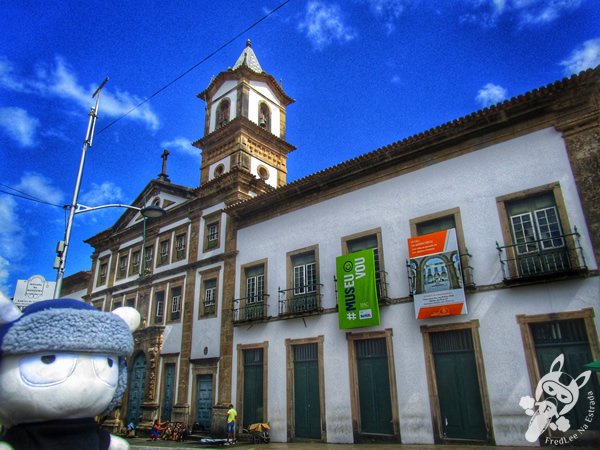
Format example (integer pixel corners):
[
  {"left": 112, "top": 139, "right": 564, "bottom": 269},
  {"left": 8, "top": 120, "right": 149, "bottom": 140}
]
[{"left": 82, "top": 42, "right": 599, "bottom": 446}]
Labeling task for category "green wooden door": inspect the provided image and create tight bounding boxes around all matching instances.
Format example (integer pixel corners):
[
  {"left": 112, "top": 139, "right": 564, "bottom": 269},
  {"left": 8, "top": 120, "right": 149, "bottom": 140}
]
[
  {"left": 126, "top": 354, "right": 146, "bottom": 425},
  {"left": 161, "top": 363, "right": 175, "bottom": 421},
  {"left": 243, "top": 348, "right": 264, "bottom": 427},
  {"left": 294, "top": 343, "right": 321, "bottom": 439},
  {"left": 195, "top": 375, "right": 213, "bottom": 431},
  {"left": 431, "top": 329, "right": 486, "bottom": 441},
  {"left": 531, "top": 319, "right": 599, "bottom": 431},
  {"left": 355, "top": 338, "right": 394, "bottom": 435}
]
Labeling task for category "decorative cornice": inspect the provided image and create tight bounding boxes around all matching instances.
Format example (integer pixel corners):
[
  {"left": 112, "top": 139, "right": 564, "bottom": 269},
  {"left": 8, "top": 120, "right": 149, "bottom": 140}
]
[
  {"left": 193, "top": 116, "right": 296, "bottom": 155},
  {"left": 198, "top": 65, "right": 294, "bottom": 106},
  {"left": 226, "top": 66, "right": 600, "bottom": 221}
]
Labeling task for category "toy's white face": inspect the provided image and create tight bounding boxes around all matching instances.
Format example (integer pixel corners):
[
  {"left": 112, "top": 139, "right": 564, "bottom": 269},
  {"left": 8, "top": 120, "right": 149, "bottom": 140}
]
[{"left": 0, "top": 352, "right": 119, "bottom": 426}]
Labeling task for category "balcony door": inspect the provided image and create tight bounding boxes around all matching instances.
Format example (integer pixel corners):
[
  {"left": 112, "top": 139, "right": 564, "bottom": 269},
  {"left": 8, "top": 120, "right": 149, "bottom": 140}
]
[
  {"left": 245, "top": 266, "right": 265, "bottom": 320},
  {"left": 507, "top": 192, "right": 569, "bottom": 276},
  {"left": 292, "top": 252, "right": 317, "bottom": 313}
]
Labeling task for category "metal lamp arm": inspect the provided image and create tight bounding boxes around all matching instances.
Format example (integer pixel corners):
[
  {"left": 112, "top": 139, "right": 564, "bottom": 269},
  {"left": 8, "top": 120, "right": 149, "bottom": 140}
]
[{"left": 74, "top": 204, "right": 142, "bottom": 215}]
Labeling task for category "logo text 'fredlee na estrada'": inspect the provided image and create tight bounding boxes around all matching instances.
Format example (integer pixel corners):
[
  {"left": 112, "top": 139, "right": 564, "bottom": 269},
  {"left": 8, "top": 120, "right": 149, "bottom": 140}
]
[{"left": 518, "top": 354, "right": 595, "bottom": 445}]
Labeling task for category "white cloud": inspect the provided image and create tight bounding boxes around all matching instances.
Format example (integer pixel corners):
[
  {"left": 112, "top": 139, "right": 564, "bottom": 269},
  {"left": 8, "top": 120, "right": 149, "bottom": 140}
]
[
  {"left": 0, "top": 195, "right": 23, "bottom": 261},
  {"left": 0, "top": 256, "right": 11, "bottom": 297},
  {"left": 0, "top": 57, "right": 31, "bottom": 93},
  {"left": 517, "top": 0, "right": 581, "bottom": 25},
  {"left": 560, "top": 38, "right": 600, "bottom": 75},
  {"left": 0, "top": 194, "right": 25, "bottom": 296},
  {"left": 14, "top": 172, "right": 64, "bottom": 206},
  {"left": 461, "top": 0, "right": 581, "bottom": 27},
  {"left": 161, "top": 137, "right": 199, "bottom": 158},
  {"left": 0, "top": 56, "right": 159, "bottom": 130},
  {"left": 362, "top": 0, "right": 406, "bottom": 33},
  {"left": 476, "top": 82, "right": 507, "bottom": 106},
  {"left": 0, "top": 173, "right": 64, "bottom": 296},
  {"left": 79, "top": 181, "right": 125, "bottom": 206},
  {"left": 0, "top": 107, "right": 39, "bottom": 147},
  {"left": 299, "top": 1, "right": 356, "bottom": 49},
  {"left": 41, "top": 127, "right": 70, "bottom": 142}
]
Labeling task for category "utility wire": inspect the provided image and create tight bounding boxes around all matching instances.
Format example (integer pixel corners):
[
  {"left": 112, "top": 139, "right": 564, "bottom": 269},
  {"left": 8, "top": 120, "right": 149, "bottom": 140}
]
[
  {"left": 0, "top": 183, "right": 64, "bottom": 208},
  {"left": 96, "top": 0, "right": 293, "bottom": 136},
  {"left": 0, "top": 0, "right": 293, "bottom": 211}
]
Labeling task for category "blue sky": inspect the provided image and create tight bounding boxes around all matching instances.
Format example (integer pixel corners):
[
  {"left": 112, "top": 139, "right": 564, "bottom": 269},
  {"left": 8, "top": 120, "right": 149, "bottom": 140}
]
[{"left": 1, "top": 0, "right": 599, "bottom": 297}]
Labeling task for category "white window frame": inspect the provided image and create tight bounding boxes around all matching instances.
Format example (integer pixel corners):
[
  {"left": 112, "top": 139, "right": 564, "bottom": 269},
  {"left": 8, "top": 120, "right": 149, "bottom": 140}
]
[
  {"left": 119, "top": 255, "right": 128, "bottom": 277},
  {"left": 172, "top": 293, "right": 181, "bottom": 314},
  {"left": 160, "top": 240, "right": 169, "bottom": 263},
  {"left": 155, "top": 292, "right": 165, "bottom": 319},
  {"left": 293, "top": 261, "right": 316, "bottom": 295},
  {"left": 131, "top": 251, "right": 140, "bottom": 274},
  {"left": 207, "top": 223, "right": 219, "bottom": 243},
  {"left": 176, "top": 234, "right": 186, "bottom": 259},
  {"left": 510, "top": 206, "right": 564, "bottom": 255},
  {"left": 246, "top": 273, "right": 264, "bottom": 304}
]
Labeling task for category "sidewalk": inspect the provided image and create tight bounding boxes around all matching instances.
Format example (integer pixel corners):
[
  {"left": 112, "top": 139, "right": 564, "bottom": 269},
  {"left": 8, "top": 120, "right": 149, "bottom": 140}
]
[{"left": 127, "top": 437, "right": 598, "bottom": 450}]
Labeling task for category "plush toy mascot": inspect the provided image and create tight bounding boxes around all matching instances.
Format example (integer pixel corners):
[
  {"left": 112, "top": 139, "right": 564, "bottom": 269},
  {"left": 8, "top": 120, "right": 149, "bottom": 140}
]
[{"left": 0, "top": 293, "right": 140, "bottom": 450}]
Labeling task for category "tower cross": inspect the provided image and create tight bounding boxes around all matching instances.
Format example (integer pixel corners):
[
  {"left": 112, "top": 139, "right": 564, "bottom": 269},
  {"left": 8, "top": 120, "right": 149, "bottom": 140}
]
[{"left": 158, "top": 149, "right": 170, "bottom": 182}]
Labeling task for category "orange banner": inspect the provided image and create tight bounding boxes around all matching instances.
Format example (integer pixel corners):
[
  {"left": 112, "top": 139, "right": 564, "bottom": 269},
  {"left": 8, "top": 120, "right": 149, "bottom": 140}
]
[
  {"left": 417, "top": 302, "right": 465, "bottom": 319},
  {"left": 408, "top": 230, "right": 448, "bottom": 258}
]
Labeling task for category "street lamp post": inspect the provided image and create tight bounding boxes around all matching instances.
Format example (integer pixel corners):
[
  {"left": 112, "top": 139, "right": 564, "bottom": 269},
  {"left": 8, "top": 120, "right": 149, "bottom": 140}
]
[
  {"left": 54, "top": 77, "right": 108, "bottom": 298},
  {"left": 53, "top": 76, "right": 166, "bottom": 298}
]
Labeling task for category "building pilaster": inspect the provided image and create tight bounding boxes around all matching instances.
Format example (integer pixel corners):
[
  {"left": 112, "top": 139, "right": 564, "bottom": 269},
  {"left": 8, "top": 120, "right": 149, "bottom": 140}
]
[{"left": 559, "top": 118, "right": 600, "bottom": 267}]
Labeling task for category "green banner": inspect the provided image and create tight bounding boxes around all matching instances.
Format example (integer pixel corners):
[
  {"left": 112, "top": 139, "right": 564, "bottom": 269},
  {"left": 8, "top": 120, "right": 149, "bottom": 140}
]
[{"left": 336, "top": 249, "right": 380, "bottom": 329}]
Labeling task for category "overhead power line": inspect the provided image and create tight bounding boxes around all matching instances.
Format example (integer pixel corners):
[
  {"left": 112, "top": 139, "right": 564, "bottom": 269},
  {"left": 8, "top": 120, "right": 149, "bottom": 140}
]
[
  {"left": 0, "top": 0, "right": 293, "bottom": 212},
  {"left": 0, "top": 183, "right": 64, "bottom": 208},
  {"left": 96, "top": 0, "right": 293, "bottom": 136}
]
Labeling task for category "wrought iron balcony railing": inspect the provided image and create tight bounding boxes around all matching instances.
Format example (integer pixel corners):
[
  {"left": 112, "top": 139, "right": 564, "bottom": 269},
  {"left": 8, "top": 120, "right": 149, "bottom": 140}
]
[
  {"left": 232, "top": 295, "right": 269, "bottom": 323},
  {"left": 278, "top": 284, "right": 323, "bottom": 316},
  {"left": 203, "top": 302, "right": 216, "bottom": 316},
  {"left": 496, "top": 228, "right": 587, "bottom": 282}
]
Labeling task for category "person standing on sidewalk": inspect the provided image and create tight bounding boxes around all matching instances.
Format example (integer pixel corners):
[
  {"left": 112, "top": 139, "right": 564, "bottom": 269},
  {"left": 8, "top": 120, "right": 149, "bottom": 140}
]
[{"left": 225, "top": 403, "right": 237, "bottom": 445}]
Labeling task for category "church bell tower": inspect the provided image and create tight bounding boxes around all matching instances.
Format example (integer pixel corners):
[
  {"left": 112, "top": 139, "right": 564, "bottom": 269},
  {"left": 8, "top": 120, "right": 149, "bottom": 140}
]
[{"left": 194, "top": 40, "right": 295, "bottom": 189}]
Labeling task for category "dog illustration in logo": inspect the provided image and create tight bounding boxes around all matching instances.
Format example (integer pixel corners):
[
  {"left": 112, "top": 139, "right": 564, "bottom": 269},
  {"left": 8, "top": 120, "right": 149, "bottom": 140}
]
[{"left": 519, "top": 354, "right": 591, "bottom": 442}]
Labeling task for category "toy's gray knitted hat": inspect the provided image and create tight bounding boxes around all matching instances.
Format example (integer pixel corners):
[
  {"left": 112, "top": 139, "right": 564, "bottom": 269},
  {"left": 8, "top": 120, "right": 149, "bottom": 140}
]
[{"left": 0, "top": 299, "right": 135, "bottom": 414}]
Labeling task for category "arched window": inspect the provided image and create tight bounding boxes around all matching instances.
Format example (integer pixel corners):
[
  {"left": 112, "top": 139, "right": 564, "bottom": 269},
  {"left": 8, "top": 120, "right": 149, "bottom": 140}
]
[
  {"left": 214, "top": 163, "right": 225, "bottom": 177},
  {"left": 258, "top": 102, "right": 271, "bottom": 131},
  {"left": 216, "top": 99, "right": 230, "bottom": 128},
  {"left": 257, "top": 165, "right": 270, "bottom": 180}
]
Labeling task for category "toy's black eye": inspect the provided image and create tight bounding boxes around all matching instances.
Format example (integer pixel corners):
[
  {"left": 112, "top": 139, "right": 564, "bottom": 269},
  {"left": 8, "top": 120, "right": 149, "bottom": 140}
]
[
  {"left": 107, "top": 358, "right": 114, "bottom": 368},
  {"left": 41, "top": 355, "right": 56, "bottom": 364}
]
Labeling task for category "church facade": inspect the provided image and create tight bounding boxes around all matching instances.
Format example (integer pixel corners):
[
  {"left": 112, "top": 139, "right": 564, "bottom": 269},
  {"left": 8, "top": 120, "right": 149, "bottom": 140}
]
[{"left": 83, "top": 42, "right": 600, "bottom": 446}]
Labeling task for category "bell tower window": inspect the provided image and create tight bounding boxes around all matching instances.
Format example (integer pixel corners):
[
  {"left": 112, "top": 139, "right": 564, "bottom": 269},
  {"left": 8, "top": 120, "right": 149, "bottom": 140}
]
[
  {"left": 258, "top": 102, "right": 271, "bottom": 131},
  {"left": 214, "top": 163, "right": 225, "bottom": 177},
  {"left": 217, "top": 98, "right": 230, "bottom": 128},
  {"left": 257, "top": 165, "right": 270, "bottom": 180}
]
